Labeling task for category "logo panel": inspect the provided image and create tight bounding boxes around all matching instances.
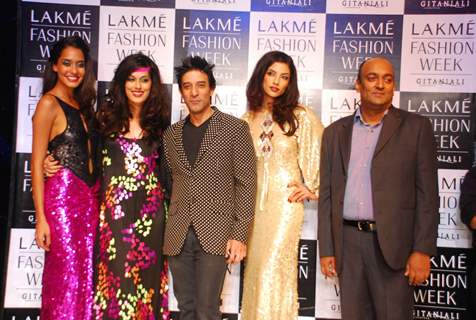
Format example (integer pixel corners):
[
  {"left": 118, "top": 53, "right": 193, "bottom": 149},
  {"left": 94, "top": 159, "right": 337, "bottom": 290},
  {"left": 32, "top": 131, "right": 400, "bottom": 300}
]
[
  {"left": 174, "top": 10, "right": 250, "bottom": 86},
  {"left": 324, "top": 14, "right": 403, "bottom": 90},
  {"left": 249, "top": 12, "right": 325, "bottom": 89},
  {"left": 400, "top": 15, "right": 476, "bottom": 92},
  {"left": 251, "top": 0, "right": 326, "bottom": 13},
  {"left": 327, "top": 0, "right": 404, "bottom": 14},
  {"left": 21, "top": 2, "right": 99, "bottom": 77},
  {"left": 405, "top": 0, "right": 476, "bottom": 14},
  {"left": 100, "top": 0, "right": 175, "bottom": 8},
  {"left": 298, "top": 240, "right": 317, "bottom": 317},
  {"left": 16, "top": 77, "right": 43, "bottom": 154},
  {"left": 175, "top": 0, "right": 251, "bottom": 11},
  {"left": 401, "top": 92, "right": 474, "bottom": 169},
  {"left": 12, "top": 154, "right": 36, "bottom": 229},
  {"left": 4, "top": 229, "right": 44, "bottom": 308},
  {"left": 436, "top": 169, "right": 472, "bottom": 248},
  {"left": 98, "top": 6, "right": 175, "bottom": 82},
  {"left": 414, "top": 247, "right": 473, "bottom": 320}
]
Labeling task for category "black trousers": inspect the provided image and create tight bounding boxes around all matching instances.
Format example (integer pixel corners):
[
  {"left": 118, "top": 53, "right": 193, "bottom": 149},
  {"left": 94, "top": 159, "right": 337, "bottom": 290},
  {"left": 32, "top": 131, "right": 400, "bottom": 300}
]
[
  {"left": 168, "top": 228, "right": 227, "bottom": 320},
  {"left": 339, "top": 225, "right": 413, "bottom": 320}
]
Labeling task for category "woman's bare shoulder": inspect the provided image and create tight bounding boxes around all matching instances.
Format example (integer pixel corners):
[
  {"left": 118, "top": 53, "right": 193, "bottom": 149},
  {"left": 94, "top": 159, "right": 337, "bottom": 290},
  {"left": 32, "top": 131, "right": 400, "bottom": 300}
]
[{"left": 33, "top": 93, "right": 61, "bottom": 120}]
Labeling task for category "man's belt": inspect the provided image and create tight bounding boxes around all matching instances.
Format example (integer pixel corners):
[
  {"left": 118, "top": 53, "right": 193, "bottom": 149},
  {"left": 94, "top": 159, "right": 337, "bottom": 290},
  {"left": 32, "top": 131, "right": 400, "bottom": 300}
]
[{"left": 343, "top": 219, "right": 377, "bottom": 232}]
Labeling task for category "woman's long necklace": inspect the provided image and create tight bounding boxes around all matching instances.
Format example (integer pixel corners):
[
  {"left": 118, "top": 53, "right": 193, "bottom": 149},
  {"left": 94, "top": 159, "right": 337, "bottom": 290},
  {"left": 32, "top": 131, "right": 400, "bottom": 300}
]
[
  {"left": 257, "top": 112, "right": 274, "bottom": 210},
  {"left": 258, "top": 112, "right": 274, "bottom": 160}
]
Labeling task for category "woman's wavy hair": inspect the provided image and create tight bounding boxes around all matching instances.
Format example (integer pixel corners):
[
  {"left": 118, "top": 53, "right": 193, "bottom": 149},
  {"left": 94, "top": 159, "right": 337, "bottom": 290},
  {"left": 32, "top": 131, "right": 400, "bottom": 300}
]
[
  {"left": 246, "top": 51, "right": 299, "bottom": 136},
  {"left": 42, "top": 36, "right": 96, "bottom": 124},
  {"left": 98, "top": 53, "right": 170, "bottom": 145}
]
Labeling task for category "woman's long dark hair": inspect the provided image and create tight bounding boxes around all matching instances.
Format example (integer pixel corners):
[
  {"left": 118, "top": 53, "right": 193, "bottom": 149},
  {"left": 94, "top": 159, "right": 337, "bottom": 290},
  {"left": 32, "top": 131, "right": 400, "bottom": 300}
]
[
  {"left": 246, "top": 51, "right": 300, "bottom": 136},
  {"left": 98, "top": 53, "right": 170, "bottom": 145},
  {"left": 42, "top": 36, "right": 96, "bottom": 125}
]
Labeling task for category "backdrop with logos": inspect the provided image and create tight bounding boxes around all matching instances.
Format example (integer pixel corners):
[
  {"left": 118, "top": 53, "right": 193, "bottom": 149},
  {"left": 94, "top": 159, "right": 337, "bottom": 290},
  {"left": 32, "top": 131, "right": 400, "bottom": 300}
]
[{"left": 2, "top": 0, "right": 476, "bottom": 319}]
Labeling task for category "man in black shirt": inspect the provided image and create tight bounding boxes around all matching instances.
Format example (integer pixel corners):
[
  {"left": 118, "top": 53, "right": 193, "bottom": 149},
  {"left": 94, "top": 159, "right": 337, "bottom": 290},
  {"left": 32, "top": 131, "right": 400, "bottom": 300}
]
[
  {"left": 161, "top": 56, "right": 256, "bottom": 320},
  {"left": 182, "top": 114, "right": 211, "bottom": 168}
]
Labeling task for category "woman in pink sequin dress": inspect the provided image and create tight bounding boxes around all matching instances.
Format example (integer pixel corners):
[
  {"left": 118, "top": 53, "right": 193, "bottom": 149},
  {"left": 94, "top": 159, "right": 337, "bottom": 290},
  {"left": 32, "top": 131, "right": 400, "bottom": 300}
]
[{"left": 31, "top": 36, "right": 99, "bottom": 319}]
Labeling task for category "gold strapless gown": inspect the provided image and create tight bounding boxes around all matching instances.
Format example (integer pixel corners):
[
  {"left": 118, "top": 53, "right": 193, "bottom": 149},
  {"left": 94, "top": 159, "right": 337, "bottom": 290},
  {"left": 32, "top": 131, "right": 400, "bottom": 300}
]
[{"left": 240, "top": 106, "right": 323, "bottom": 320}]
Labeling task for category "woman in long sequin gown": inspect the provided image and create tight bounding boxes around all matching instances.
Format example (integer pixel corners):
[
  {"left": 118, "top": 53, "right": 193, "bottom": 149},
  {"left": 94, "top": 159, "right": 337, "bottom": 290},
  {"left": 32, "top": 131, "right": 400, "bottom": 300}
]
[
  {"left": 31, "top": 36, "right": 99, "bottom": 320},
  {"left": 92, "top": 53, "right": 170, "bottom": 320},
  {"left": 240, "top": 51, "right": 324, "bottom": 320}
]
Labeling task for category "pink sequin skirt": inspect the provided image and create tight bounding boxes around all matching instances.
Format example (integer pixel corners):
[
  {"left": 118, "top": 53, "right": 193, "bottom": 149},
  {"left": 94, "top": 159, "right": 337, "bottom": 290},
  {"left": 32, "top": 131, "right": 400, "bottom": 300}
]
[{"left": 41, "top": 168, "right": 99, "bottom": 320}]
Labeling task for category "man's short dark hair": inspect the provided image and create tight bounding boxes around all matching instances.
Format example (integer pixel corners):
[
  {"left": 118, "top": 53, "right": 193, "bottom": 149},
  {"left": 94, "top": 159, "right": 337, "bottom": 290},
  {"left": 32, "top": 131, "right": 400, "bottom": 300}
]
[{"left": 175, "top": 55, "right": 216, "bottom": 90}]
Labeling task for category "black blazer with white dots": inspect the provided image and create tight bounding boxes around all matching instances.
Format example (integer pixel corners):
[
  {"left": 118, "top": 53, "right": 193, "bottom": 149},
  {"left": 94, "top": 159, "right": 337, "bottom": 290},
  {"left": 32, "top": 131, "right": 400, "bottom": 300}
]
[{"left": 162, "top": 108, "right": 257, "bottom": 256}]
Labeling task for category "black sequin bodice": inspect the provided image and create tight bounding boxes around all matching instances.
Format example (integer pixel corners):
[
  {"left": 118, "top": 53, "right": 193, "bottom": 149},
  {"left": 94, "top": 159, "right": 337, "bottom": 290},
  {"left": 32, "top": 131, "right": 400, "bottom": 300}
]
[{"left": 48, "top": 97, "right": 98, "bottom": 186}]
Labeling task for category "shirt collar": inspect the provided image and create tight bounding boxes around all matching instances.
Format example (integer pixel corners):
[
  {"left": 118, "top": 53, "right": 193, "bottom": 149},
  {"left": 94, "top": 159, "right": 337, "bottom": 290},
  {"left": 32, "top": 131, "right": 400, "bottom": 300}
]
[
  {"left": 184, "top": 106, "right": 217, "bottom": 126},
  {"left": 354, "top": 107, "right": 389, "bottom": 127}
]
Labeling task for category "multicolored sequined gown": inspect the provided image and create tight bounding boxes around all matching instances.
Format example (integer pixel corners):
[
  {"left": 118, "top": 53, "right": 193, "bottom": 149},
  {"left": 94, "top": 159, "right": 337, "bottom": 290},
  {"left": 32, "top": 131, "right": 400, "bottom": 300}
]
[
  {"left": 42, "top": 97, "right": 100, "bottom": 320},
  {"left": 93, "top": 136, "right": 168, "bottom": 320},
  {"left": 240, "top": 106, "right": 324, "bottom": 320}
]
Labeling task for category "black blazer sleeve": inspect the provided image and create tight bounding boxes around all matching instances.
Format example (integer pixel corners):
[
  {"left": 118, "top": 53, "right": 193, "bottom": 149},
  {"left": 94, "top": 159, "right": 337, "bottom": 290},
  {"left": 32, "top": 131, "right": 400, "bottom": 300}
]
[
  {"left": 412, "top": 117, "right": 439, "bottom": 256},
  {"left": 230, "top": 120, "right": 257, "bottom": 243},
  {"left": 318, "top": 126, "right": 335, "bottom": 257}
]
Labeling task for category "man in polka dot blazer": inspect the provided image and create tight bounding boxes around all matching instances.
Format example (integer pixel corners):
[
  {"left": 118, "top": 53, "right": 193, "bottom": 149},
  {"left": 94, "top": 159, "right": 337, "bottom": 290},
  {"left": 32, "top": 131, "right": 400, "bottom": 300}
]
[{"left": 162, "top": 55, "right": 257, "bottom": 320}]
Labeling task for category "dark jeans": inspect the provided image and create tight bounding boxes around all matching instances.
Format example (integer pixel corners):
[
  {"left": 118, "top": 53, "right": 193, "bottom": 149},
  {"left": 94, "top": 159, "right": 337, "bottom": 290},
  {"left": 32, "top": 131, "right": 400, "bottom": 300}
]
[{"left": 168, "top": 228, "right": 227, "bottom": 320}]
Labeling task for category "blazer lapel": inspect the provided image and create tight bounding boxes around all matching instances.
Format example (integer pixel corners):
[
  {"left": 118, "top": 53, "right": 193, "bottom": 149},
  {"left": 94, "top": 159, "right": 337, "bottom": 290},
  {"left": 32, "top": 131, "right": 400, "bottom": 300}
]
[
  {"left": 338, "top": 116, "right": 354, "bottom": 175},
  {"left": 373, "top": 107, "right": 402, "bottom": 159},
  {"left": 194, "top": 108, "right": 222, "bottom": 167},
  {"left": 172, "top": 119, "right": 192, "bottom": 172}
]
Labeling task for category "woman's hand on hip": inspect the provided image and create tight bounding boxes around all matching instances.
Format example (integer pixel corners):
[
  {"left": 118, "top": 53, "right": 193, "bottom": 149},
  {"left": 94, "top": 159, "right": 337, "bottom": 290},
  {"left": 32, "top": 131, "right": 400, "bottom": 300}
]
[{"left": 288, "top": 182, "right": 318, "bottom": 202}]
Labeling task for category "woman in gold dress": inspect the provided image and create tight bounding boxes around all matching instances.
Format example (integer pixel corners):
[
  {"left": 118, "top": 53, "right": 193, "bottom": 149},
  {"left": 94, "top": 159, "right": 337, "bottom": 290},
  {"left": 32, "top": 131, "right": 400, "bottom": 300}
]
[{"left": 240, "top": 51, "right": 324, "bottom": 319}]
